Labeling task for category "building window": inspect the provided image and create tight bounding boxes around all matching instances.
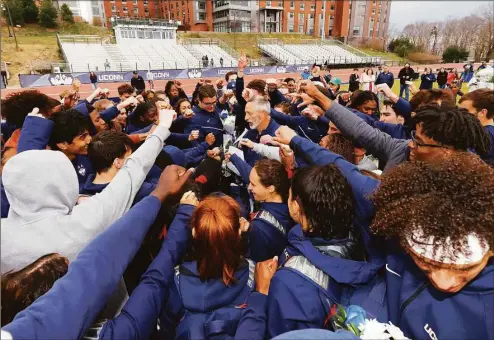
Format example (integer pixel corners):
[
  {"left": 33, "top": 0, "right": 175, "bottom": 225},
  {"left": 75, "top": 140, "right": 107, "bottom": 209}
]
[
  {"left": 170, "top": 4, "right": 173, "bottom": 9},
  {"left": 133, "top": 0, "right": 137, "bottom": 4},
  {"left": 372, "top": 9, "right": 375, "bottom": 14},
  {"left": 288, "top": 24, "right": 294, "bottom": 32},
  {"left": 290, "top": 1, "right": 294, "bottom": 9},
  {"left": 298, "top": 13, "right": 304, "bottom": 21},
  {"left": 266, "top": 0, "right": 271, "bottom": 6},
  {"left": 289, "top": 12, "right": 294, "bottom": 18},
  {"left": 311, "top": 2, "right": 315, "bottom": 10},
  {"left": 198, "top": 1, "right": 206, "bottom": 10},
  {"left": 199, "top": 12, "right": 206, "bottom": 20},
  {"left": 300, "top": 2, "right": 304, "bottom": 9},
  {"left": 353, "top": 26, "right": 360, "bottom": 36},
  {"left": 330, "top": 15, "right": 334, "bottom": 20},
  {"left": 144, "top": 1, "right": 148, "bottom": 7},
  {"left": 330, "top": 4, "right": 335, "bottom": 10},
  {"left": 112, "top": 5, "right": 116, "bottom": 11},
  {"left": 328, "top": 29, "right": 333, "bottom": 35},
  {"left": 134, "top": 8, "right": 138, "bottom": 14},
  {"left": 309, "top": 13, "right": 314, "bottom": 19}
]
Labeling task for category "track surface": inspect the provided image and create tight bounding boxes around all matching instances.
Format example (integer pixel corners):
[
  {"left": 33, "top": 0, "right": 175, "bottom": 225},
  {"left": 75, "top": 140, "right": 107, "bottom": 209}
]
[{"left": 1, "top": 63, "right": 473, "bottom": 98}]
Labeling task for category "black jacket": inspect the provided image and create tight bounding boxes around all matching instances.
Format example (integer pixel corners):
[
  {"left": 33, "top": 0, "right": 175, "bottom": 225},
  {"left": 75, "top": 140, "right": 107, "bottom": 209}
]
[
  {"left": 349, "top": 74, "right": 360, "bottom": 92},
  {"left": 436, "top": 71, "right": 448, "bottom": 86},
  {"left": 131, "top": 76, "right": 145, "bottom": 91},
  {"left": 398, "top": 67, "right": 415, "bottom": 85}
]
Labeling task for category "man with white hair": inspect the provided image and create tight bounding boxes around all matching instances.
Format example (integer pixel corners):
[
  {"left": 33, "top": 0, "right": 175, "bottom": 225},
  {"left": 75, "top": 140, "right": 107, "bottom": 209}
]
[{"left": 240, "top": 95, "right": 280, "bottom": 166}]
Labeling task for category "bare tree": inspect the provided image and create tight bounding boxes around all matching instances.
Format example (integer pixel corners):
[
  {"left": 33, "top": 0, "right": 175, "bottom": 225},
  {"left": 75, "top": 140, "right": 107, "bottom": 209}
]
[{"left": 399, "top": 3, "right": 494, "bottom": 61}]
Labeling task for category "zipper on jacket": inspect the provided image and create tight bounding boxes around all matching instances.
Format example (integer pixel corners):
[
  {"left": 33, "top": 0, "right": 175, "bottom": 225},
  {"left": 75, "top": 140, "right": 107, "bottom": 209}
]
[{"left": 400, "top": 281, "right": 430, "bottom": 314}]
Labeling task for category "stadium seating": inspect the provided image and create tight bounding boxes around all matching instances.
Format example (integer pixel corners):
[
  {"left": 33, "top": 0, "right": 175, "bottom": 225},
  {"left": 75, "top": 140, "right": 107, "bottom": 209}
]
[
  {"left": 60, "top": 39, "right": 236, "bottom": 72},
  {"left": 184, "top": 45, "right": 237, "bottom": 67},
  {"left": 259, "top": 42, "right": 378, "bottom": 65}
]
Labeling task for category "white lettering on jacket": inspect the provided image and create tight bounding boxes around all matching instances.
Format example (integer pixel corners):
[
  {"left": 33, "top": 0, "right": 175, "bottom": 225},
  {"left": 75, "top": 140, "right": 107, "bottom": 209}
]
[{"left": 424, "top": 323, "right": 438, "bottom": 340}]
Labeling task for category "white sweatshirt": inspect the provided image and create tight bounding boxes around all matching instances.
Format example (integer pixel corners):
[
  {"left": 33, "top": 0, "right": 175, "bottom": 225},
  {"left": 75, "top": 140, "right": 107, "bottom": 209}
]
[{"left": 1, "top": 126, "right": 170, "bottom": 274}]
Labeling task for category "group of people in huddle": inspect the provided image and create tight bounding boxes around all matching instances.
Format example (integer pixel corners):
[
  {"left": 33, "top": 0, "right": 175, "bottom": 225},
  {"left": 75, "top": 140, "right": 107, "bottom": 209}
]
[{"left": 1, "top": 52, "right": 494, "bottom": 340}]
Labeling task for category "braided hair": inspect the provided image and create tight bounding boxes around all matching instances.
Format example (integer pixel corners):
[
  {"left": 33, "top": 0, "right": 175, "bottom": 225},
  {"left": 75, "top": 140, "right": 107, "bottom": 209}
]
[{"left": 413, "top": 104, "right": 491, "bottom": 155}]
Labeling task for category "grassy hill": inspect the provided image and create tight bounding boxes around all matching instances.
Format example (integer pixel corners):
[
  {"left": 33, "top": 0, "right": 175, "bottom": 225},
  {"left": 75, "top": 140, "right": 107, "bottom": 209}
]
[{"left": 1, "top": 23, "right": 109, "bottom": 86}]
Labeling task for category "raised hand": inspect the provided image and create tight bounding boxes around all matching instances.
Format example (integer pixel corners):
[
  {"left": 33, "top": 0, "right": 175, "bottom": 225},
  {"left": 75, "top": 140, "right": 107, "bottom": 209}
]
[
  {"left": 180, "top": 190, "right": 199, "bottom": 206},
  {"left": 255, "top": 256, "right": 278, "bottom": 295},
  {"left": 273, "top": 126, "right": 297, "bottom": 145},
  {"left": 151, "top": 165, "right": 194, "bottom": 201}
]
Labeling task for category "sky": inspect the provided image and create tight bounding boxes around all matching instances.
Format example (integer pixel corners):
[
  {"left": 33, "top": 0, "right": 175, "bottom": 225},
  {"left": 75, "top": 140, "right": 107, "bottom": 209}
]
[{"left": 389, "top": 1, "right": 490, "bottom": 31}]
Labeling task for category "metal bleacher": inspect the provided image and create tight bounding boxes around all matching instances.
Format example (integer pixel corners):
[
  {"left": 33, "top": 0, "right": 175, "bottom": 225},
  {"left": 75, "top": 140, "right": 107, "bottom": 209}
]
[
  {"left": 259, "top": 39, "right": 381, "bottom": 65},
  {"left": 58, "top": 35, "right": 236, "bottom": 72}
]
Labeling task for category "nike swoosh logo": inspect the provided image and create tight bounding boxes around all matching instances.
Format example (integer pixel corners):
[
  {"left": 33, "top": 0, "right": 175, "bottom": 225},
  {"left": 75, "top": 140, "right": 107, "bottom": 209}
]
[{"left": 386, "top": 264, "right": 401, "bottom": 277}]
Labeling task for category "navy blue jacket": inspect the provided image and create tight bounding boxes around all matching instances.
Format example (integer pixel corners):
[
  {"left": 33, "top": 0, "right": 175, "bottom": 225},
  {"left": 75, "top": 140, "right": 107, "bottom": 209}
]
[
  {"left": 16, "top": 115, "right": 94, "bottom": 193},
  {"left": 270, "top": 109, "right": 328, "bottom": 143},
  {"left": 419, "top": 73, "right": 436, "bottom": 90},
  {"left": 342, "top": 247, "right": 494, "bottom": 340},
  {"left": 1, "top": 176, "right": 9, "bottom": 218},
  {"left": 375, "top": 72, "right": 394, "bottom": 88},
  {"left": 81, "top": 174, "right": 154, "bottom": 205},
  {"left": 351, "top": 109, "right": 411, "bottom": 140},
  {"left": 182, "top": 105, "right": 225, "bottom": 148},
  {"left": 2, "top": 197, "right": 191, "bottom": 339},
  {"left": 266, "top": 225, "right": 383, "bottom": 338},
  {"left": 230, "top": 154, "right": 295, "bottom": 262},
  {"left": 269, "top": 89, "right": 288, "bottom": 108},
  {"left": 158, "top": 258, "right": 260, "bottom": 340},
  {"left": 1, "top": 121, "right": 19, "bottom": 142},
  {"left": 483, "top": 125, "right": 494, "bottom": 166},
  {"left": 242, "top": 119, "right": 280, "bottom": 166},
  {"left": 289, "top": 135, "right": 383, "bottom": 261}
]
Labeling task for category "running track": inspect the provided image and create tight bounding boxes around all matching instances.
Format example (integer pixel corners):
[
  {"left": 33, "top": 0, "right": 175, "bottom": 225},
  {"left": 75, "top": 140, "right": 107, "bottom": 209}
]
[{"left": 1, "top": 63, "right": 474, "bottom": 98}]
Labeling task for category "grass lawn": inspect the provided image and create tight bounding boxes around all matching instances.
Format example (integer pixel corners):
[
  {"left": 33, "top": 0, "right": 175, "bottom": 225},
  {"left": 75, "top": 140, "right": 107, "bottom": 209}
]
[
  {"left": 357, "top": 47, "right": 404, "bottom": 62},
  {"left": 1, "top": 23, "right": 109, "bottom": 86}
]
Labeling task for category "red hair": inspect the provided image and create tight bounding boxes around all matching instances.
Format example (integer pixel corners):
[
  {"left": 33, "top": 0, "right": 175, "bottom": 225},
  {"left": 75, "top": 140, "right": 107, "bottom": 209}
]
[{"left": 191, "top": 195, "right": 242, "bottom": 286}]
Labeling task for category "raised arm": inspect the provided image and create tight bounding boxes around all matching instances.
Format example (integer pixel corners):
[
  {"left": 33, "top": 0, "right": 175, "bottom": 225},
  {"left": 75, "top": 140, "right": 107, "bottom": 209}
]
[
  {"left": 230, "top": 153, "right": 253, "bottom": 185},
  {"left": 98, "top": 203, "right": 195, "bottom": 340},
  {"left": 2, "top": 195, "right": 164, "bottom": 339},
  {"left": 17, "top": 113, "right": 53, "bottom": 153},
  {"left": 69, "top": 111, "right": 178, "bottom": 235}
]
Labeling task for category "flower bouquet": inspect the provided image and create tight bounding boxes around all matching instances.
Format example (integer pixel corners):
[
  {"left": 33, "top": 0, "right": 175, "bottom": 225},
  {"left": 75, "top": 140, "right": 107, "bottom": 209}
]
[{"left": 329, "top": 304, "right": 409, "bottom": 340}]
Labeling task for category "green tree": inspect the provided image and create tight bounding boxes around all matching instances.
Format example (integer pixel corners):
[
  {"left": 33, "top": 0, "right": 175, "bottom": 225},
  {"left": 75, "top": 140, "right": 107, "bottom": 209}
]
[
  {"left": 38, "top": 0, "right": 57, "bottom": 28},
  {"left": 21, "top": 0, "right": 38, "bottom": 23},
  {"left": 442, "top": 46, "right": 469, "bottom": 63},
  {"left": 60, "top": 3, "right": 73, "bottom": 23},
  {"left": 3, "top": 0, "right": 25, "bottom": 26}
]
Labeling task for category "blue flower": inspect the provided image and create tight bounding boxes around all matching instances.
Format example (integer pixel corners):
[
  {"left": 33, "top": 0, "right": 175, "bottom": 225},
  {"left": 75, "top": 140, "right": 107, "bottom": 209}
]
[{"left": 345, "top": 305, "right": 367, "bottom": 328}]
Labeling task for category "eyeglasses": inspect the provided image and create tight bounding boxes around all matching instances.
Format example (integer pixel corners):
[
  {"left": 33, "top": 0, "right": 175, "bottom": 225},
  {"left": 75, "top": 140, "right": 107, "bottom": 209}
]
[
  {"left": 410, "top": 130, "right": 449, "bottom": 149},
  {"left": 201, "top": 100, "right": 217, "bottom": 107}
]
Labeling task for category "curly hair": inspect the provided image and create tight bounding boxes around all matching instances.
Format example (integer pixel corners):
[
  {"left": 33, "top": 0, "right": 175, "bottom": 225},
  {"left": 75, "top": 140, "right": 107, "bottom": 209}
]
[
  {"left": 291, "top": 164, "right": 355, "bottom": 240},
  {"left": 413, "top": 104, "right": 491, "bottom": 155},
  {"left": 254, "top": 158, "right": 290, "bottom": 202},
  {"left": 323, "top": 133, "right": 355, "bottom": 164},
  {"left": 371, "top": 152, "right": 494, "bottom": 259},
  {"left": 117, "top": 84, "right": 134, "bottom": 96},
  {"left": 349, "top": 90, "right": 379, "bottom": 114},
  {"left": 1, "top": 90, "right": 59, "bottom": 127}
]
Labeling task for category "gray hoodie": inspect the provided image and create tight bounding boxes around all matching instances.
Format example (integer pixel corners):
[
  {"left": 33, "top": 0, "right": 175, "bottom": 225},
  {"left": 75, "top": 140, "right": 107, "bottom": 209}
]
[{"left": 1, "top": 125, "right": 170, "bottom": 274}]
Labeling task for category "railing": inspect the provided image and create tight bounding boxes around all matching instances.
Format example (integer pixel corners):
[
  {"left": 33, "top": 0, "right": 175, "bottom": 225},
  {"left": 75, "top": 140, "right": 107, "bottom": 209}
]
[
  {"left": 111, "top": 17, "right": 179, "bottom": 28},
  {"left": 58, "top": 34, "right": 114, "bottom": 45},
  {"left": 56, "top": 33, "right": 70, "bottom": 71}
]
